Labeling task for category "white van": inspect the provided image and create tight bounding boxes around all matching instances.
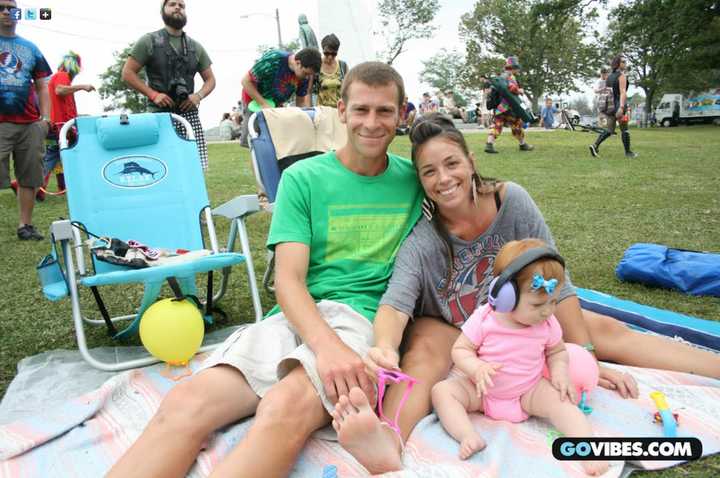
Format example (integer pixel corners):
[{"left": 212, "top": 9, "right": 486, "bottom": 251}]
[{"left": 655, "top": 89, "right": 720, "bottom": 127}]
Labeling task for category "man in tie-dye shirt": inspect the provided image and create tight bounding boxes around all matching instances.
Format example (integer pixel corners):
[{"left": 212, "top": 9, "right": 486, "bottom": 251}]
[{"left": 239, "top": 48, "right": 321, "bottom": 147}]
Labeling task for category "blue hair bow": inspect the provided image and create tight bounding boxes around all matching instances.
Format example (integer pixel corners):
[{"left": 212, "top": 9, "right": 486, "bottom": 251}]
[{"left": 531, "top": 273, "right": 557, "bottom": 295}]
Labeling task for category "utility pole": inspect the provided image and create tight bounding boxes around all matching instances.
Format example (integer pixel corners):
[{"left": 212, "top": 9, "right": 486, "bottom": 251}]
[{"left": 275, "top": 8, "right": 282, "bottom": 49}]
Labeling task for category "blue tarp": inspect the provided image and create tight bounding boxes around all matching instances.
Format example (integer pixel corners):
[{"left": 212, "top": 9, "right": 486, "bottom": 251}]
[{"left": 616, "top": 243, "right": 720, "bottom": 297}]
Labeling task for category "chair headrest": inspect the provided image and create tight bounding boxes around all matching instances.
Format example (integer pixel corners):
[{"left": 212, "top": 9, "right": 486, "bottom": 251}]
[{"left": 96, "top": 114, "right": 160, "bottom": 150}]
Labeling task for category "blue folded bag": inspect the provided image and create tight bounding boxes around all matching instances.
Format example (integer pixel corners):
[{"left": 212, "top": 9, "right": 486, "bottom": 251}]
[{"left": 616, "top": 243, "right": 720, "bottom": 297}]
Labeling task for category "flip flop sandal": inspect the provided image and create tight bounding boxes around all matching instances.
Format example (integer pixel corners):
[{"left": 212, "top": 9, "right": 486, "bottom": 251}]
[{"left": 127, "top": 240, "right": 161, "bottom": 260}]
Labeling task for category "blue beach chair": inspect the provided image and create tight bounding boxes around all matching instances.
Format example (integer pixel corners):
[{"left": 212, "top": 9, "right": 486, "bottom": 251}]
[
  {"left": 213, "top": 106, "right": 347, "bottom": 295},
  {"left": 46, "top": 113, "right": 262, "bottom": 371}
]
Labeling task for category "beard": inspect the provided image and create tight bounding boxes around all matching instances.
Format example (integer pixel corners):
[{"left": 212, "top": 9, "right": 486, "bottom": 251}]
[{"left": 162, "top": 10, "right": 187, "bottom": 29}]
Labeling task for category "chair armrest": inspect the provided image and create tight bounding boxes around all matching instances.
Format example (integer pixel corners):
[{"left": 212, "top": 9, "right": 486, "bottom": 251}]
[
  {"left": 212, "top": 194, "right": 261, "bottom": 219},
  {"left": 50, "top": 219, "right": 75, "bottom": 241}
]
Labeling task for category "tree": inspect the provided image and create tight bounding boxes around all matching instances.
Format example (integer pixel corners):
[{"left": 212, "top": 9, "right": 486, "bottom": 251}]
[
  {"left": 607, "top": 0, "right": 720, "bottom": 116},
  {"left": 377, "top": 0, "right": 440, "bottom": 65},
  {"left": 459, "top": 0, "right": 602, "bottom": 111},
  {"left": 568, "top": 95, "right": 592, "bottom": 116},
  {"left": 419, "top": 49, "right": 475, "bottom": 106},
  {"left": 256, "top": 38, "right": 301, "bottom": 57},
  {"left": 97, "top": 45, "right": 147, "bottom": 114}
]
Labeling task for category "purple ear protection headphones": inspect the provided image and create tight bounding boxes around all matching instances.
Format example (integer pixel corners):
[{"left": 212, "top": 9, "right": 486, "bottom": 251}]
[{"left": 487, "top": 247, "right": 565, "bottom": 313}]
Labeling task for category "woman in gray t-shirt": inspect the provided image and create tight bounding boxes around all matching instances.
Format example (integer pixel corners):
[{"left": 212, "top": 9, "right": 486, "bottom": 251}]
[{"left": 332, "top": 114, "right": 720, "bottom": 475}]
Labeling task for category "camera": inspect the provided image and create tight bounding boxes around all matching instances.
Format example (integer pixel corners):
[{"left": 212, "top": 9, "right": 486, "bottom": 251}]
[{"left": 168, "top": 77, "right": 189, "bottom": 103}]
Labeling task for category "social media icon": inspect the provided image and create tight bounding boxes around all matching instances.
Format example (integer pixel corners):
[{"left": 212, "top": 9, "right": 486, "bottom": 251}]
[
  {"left": 39, "top": 8, "right": 51, "bottom": 20},
  {"left": 25, "top": 8, "right": 37, "bottom": 20},
  {"left": 11, "top": 8, "right": 21, "bottom": 20}
]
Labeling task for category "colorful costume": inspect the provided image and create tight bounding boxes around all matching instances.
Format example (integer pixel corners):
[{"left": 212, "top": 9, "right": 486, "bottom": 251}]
[{"left": 490, "top": 70, "right": 525, "bottom": 142}]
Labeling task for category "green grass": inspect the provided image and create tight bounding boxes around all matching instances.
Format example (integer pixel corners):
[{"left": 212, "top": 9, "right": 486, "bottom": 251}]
[{"left": 1, "top": 125, "right": 719, "bottom": 476}]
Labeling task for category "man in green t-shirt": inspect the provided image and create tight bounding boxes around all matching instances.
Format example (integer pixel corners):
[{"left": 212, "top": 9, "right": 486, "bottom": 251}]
[
  {"left": 108, "top": 62, "right": 423, "bottom": 478},
  {"left": 121, "top": 0, "right": 215, "bottom": 170}
]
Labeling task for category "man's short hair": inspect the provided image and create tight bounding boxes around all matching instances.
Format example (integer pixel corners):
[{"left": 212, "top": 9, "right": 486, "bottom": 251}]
[
  {"left": 295, "top": 48, "right": 322, "bottom": 73},
  {"left": 321, "top": 34, "right": 340, "bottom": 52},
  {"left": 340, "top": 62, "right": 405, "bottom": 108},
  {"left": 600, "top": 66, "right": 609, "bottom": 74}
]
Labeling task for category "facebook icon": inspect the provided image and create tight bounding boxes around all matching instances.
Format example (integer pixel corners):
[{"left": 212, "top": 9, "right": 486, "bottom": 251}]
[{"left": 11, "top": 8, "right": 21, "bottom": 20}]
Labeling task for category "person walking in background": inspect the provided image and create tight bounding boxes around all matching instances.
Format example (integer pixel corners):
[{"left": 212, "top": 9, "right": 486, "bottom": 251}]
[
  {"left": 122, "top": 0, "right": 215, "bottom": 170},
  {"left": 315, "top": 34, "right": 348, "bottom": 108},
  {"left": 539, "top": 97, "right": 557, "bottom": 129},
  {"left": 0, "top": 0, "right": 51, "bottom": 241},
  {"left": 239, "top": 47, "right": 320, "bottom": 147},
  {"left": 589, "top": 55, "right": 637, "bottom": 159},
  {"left": 485, "top": 56, "right": 533, "bottom": 154},
  {"left": 39, "top": 51, "right": 93, "bottom": 195}
]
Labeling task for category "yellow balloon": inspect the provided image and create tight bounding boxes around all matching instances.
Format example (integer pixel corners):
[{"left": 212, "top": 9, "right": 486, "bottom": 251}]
[{"left": 140, "top": 298, "right": 204, "bottom": 366}]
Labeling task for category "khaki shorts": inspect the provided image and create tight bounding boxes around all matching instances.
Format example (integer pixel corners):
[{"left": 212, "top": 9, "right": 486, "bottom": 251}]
[
  {"left": 200, "top": 300, "right": 373, "bottom": 414},
  {"left": 0, "top": 121, "right": 48, "bottom": 189}
]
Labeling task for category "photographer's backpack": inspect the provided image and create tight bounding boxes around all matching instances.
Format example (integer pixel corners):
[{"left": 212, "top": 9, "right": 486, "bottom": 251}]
[{"left": 598, "top": 86, "right": 614, "bottom": 114}]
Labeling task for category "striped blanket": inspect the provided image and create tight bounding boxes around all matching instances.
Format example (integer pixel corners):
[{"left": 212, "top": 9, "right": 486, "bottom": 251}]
[{"left": 1, "top": 351, "right": 719, "bottom": 477}]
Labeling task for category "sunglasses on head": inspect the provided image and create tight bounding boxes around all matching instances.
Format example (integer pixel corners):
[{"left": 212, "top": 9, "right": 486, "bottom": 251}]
[{"left": 323, "top": 51, "right": 338, "bottom": 57}]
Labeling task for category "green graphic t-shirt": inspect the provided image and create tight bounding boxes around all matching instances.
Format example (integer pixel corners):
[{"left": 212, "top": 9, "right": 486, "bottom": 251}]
[{"left": 266, "top": 151, "right": 423, "bottom": 321}]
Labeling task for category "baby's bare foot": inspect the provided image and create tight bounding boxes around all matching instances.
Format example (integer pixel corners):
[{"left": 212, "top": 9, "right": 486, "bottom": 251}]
[
  {"left": 582, "top": 459, "right": 609, "bottom": 476},
  {"left": 458, "top": 432, "right": 486, "bottom": 460}
]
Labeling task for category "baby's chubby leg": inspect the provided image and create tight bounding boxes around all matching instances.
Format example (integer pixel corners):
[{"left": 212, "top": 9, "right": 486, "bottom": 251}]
[
  {"left": 431, "top": 375, "right": 486, "bottom": 460},
  {"left": 521, "top": 378, "right": 609, "bottom": 476}
]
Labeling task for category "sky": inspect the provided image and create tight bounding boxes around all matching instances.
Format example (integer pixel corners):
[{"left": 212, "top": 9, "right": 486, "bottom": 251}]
[{"left": 11, "top": 0, "right": 611, "bottom": 128}]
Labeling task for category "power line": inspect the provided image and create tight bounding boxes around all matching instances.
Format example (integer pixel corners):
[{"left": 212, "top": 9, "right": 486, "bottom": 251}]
[
  {"left": 18, "top": 22, "right": 261, "bottom": 54},
  {"left": 18, "top": 22, "right": 132, "bottom": 45}
]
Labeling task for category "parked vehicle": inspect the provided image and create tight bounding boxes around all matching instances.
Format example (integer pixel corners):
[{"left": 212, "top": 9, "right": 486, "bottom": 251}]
[{"left": 655, "top": 89, "right": 720, "bottom": 127}]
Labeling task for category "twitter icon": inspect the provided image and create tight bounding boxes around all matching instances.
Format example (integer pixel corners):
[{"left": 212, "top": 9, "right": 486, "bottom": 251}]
[{"left": 25, "top": 8, "right": 37, "bottom": 20}]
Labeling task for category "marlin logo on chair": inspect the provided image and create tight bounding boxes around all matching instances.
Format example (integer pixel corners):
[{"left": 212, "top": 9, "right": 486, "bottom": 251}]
[{"left": 102, "top": 155, "right": 167, "bottom": 189}]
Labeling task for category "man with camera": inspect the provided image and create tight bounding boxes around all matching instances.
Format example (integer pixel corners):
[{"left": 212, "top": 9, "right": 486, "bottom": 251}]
[{"left": 122, "top": 0, "right": 215, "bottom": 170}]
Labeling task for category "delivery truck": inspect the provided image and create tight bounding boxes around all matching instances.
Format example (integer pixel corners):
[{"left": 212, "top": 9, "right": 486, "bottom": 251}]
[{"left": 655, "top": 89, "right": 720, "bottom": 127}]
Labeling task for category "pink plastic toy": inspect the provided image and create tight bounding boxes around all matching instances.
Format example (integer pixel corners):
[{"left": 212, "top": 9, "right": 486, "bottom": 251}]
[
  {"left": 376, "top": 368, "right": 419, "bottom": 435},
  {"left": 543, "top": 343, "right": 599, "bottom": 413}
]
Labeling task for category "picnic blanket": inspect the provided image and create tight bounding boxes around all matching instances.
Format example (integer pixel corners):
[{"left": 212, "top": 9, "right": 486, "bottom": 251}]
[{"left": 1, "top": 344, "right": 719, "bottom": 477}]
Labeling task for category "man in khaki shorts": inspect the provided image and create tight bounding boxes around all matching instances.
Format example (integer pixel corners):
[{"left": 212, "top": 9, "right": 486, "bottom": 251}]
[
  {"left": 0, "top": 0, "right": 52, "bottom": 240},
  {"left": 108, "top": 62, "right": 423, "bottom": 478}
]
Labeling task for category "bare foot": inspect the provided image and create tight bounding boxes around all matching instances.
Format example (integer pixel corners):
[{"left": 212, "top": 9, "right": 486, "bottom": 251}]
[
  {"left": 582, "top": 460, "right": 609, "bottom": 476},
  {"left": 458, "top": 432, "right": 486, "bottom": 460},
  {"left": 332, "top": 387, "right": 403, "bottom": 474}
]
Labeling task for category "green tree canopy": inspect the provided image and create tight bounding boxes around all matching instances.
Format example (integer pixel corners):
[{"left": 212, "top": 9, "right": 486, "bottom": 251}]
[
  {"left": 97, "top": 45, "right": 147, "bottom": 114},
  {"left": 377, "top": 0, "right": 440, "bottom": 65},
  {"left": 256, "top": 38, "right": 301, "bottom": 57},
  {"left": 459, "top": 0, "right": 602, "bottom": 110},
  {"left": 607, "top": 0, "right": 720, "bottom": 116},
  {"left": 419, "top": 49, "right": 475, "bottom": 106}
]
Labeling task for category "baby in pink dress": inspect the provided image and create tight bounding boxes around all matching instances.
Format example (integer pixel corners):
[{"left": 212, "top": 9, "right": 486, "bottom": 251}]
[{"left": 431, "top": 239, "right": 608, "bottom": 476}]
